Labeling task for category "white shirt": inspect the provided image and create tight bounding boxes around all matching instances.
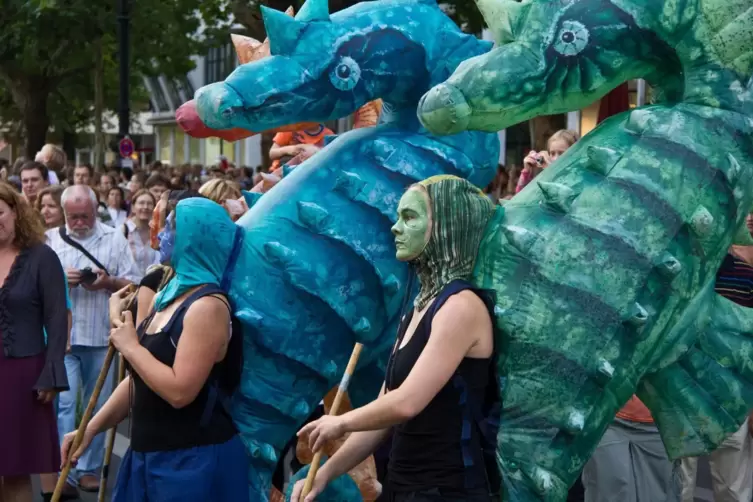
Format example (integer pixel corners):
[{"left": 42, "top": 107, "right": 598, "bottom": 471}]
[
  {"left": 108, "top": 208, "right": 128, "bottom": 228},
  {"left": 46, "top": 222, "right": 141, "bottom": 347},
  {"left": 48, "top": 170, "right": 60, "bottom": 185},
  {"left": 124, "top": 219, "right": 160, "bottom": 279}
]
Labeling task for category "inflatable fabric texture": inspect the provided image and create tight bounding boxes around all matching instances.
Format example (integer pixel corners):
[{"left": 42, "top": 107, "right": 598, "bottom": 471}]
[
  {"left": 284, "top": 462, "right": 362, "bottom": 502},
  {"left": 415, "top": 0, "right": 753, "bottom": 500},
  {"left": 185, "top": 0, "right": 500, "bottom": 499},
  {"left": 176, "top": 5, "right": 381, "bottom": 142},
  {"left": 175, "top": 6, "right": 317, "bottom": 141}
]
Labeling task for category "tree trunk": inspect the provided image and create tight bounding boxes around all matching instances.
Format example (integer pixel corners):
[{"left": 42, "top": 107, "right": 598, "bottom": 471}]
[
  {"left": 62, "top": 131, "right": 77, "bottom": 163},
  {"left": 19, "top": 79, "right": 51, "bottom": 159},
  {"left": 93, "top": 38, "right": 106, "bottom": 170}
]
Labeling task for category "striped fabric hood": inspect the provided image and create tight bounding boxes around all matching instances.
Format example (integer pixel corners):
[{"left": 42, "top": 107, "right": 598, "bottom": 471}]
[{"left": 412, "top": 175, "right": 496, "bottom": 310}]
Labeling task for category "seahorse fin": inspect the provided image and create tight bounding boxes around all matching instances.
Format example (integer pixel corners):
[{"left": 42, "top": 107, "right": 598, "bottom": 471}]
[
  {"left": 323, "top": 134, "right": 339, "bottom": 147},
  {"left": 475, "top": 0, "right": 530, "bottom": 44},
  {"left": 637, "top": 293, "right": 753, "bottom": 458},
  {"left": 242, "top": 190, "right": 263, "bottom": 210},
  {"left": 295, "top": 0, "right": 329, "bottom": 23}
]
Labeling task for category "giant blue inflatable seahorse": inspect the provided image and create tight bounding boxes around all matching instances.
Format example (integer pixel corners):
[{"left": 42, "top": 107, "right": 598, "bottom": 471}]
[
  {"left": 415, "top": 0, "right": 753, "bottom": 500},
  {"left": 191, "top": 0, "right": 499, "bottom": 498}
]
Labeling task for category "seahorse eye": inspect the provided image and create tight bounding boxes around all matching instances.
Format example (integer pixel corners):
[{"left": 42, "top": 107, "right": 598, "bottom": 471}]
[
  {"left": 337, "top": 64, "right": 351, "bottom": 79},
  {"left": 554, "top": 20, "right": 590, "bottom": 56},
  {"left": 330, "top": 56, "right": 361, "bottom": 91}
]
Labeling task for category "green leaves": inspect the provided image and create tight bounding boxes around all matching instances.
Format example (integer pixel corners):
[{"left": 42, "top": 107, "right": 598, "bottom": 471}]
[{"left": 0, "top": 0, "right": 231, "bottom": 155}]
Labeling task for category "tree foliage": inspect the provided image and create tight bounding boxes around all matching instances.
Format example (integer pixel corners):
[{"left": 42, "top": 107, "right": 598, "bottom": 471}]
[
  {"left": 0, "top": 0, "right": 227, "bottom": 158},
  {"left": 0, "top": 0, "right": 488, "bottom": 160}
]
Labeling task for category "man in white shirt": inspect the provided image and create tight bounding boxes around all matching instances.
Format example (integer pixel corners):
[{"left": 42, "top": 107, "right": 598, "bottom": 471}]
[{"left": 46, "top": 185, "right": 140, "bottom": 493}]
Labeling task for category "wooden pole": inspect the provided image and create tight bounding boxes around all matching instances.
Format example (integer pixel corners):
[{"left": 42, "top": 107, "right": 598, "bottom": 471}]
[
  {"left": 301, "top": 343, "right": 364, "bottom": 500},
  {"left": 97, "top": 354, "right": 126, "bottom": 502},
  {"left": 51, "top": 344, "right": 116, "bottom": 502},
  {"left": 54, "top": 285, "right": 138, "bottom": 502}
]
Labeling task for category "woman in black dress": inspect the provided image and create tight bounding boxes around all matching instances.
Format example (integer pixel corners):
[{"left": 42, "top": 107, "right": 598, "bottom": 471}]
[
  {"left": 0, "top": 182, "right": 68, "bottom": 502},
  {"left": 293, "top": 177, "right": 498, "bottom": 502}
]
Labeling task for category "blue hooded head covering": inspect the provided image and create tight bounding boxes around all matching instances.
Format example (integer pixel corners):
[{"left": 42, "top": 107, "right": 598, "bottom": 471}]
[{"left": 153, "top": 197, "right": 243, "bottom": 311}]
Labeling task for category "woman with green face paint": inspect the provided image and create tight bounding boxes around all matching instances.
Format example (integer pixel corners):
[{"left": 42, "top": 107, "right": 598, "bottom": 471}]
[
  {"left": 392, "top": 187, "right": 433, "bottom": 261},
  {"left": 294, "top": 176, "right": 499, "bottom": 502}
]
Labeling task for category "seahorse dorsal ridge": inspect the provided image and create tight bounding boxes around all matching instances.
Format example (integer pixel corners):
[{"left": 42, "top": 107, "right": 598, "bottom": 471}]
[
  {"left": 538, "top": 181, "right": 577, "bottom": 213},
  {"left": 689, "top": 205, "right": 714, "bottom": 237}
]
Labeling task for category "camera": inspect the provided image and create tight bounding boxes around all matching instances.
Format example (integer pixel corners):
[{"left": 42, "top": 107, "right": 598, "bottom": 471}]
[{"left": 79, "top": 267, "right": 97, "bottom": 285}]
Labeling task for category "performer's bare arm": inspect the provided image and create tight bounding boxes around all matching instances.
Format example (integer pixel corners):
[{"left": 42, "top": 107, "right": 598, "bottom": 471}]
[
  {"left": 319, "top": 388, "right": 391, "bottom": 480},
  {"left": 112, "top": 296, "right": 230, "bottom": 409},
  {"left": 88, "top": 376, "right": 132, "bottom": 434},
  {"left": 300, "top": 292, "right": 492, "bottom": 453},
  {"left": 270, "top": 143, "right": 305, "bottom": 159},
  {"left": 292, "top": 386, "right": 390, "bottom": 501},
  {"left": 61, "top": 376, "right": 132, "bottom": 465},
  {"left": 135, "top": 286, "right": 156, "bottom": 326}
]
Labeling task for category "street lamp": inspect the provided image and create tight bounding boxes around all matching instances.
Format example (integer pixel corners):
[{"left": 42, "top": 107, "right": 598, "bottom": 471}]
[{"left": 117, "top": 0, "right": 130, "bottom": 166}]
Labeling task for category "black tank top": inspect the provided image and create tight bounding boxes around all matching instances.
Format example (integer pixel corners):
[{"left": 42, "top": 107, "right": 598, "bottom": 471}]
[
  {"left": 384, "top": 280, "right": 495, "bottom": 495},
  {"left": 130, "top": 284, "right": 241, "bottom": 452}
]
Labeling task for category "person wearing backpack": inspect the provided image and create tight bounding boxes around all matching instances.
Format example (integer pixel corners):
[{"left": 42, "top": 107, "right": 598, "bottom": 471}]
[
  {"left": 293, "top": 176, "right": 500, "bottom": 502},
  {"left": 60, "top": 197, "right": 249, "bottom": 502}
]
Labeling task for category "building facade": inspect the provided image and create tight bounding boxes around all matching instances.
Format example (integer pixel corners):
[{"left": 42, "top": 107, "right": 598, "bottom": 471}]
[{"left": 144, "top": 42, "right": 267, "bottom": 169}]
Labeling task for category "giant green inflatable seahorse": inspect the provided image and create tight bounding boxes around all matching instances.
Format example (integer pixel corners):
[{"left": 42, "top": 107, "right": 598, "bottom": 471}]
[{"left": 416, "top": 0, "right": 753, "bottom": 500}]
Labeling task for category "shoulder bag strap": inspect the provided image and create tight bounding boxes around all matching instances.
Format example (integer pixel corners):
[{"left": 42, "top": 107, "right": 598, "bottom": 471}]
[{"left": 58, "top": 227, "right": 109, "bottom": 275}]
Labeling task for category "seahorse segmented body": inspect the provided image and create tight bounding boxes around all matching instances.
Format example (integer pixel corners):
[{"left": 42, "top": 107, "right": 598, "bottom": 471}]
[
  {"left": 190, "top": 0, "right": 500, "bottom": 498},
  {"left": 418, "top": 0, "right": 753, "bottom": 500}
]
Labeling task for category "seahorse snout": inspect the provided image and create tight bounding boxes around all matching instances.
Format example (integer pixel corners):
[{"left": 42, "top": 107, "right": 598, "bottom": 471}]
[
  {"left": 418, "top": 83, "right": 471, "bottom": 136},
  {"left": 195, "top": 82, "right": 245, "bottom": 130}
]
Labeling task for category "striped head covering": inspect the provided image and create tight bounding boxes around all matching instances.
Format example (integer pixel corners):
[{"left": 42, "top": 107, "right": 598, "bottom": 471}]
[{"left": 412, "top": 175, "right": 496, "bottom": 310}]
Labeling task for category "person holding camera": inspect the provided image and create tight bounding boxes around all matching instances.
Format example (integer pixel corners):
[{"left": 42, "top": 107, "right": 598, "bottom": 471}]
[
  {"left": 515, "top": 129, "right": 580, "bottom": 194},
  {"left": 45, "top": 185, "right": 140, "bottom": 496}
]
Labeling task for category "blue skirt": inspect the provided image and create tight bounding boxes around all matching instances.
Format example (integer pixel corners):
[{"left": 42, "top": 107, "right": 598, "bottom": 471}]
[{"left": 113, "top": 435, "right": 250, "bottom": 502}]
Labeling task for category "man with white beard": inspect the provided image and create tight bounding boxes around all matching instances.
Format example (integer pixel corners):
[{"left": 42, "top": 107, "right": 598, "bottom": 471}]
[{"left": 45, "top": 185, "right": 139, "bottom": 497}]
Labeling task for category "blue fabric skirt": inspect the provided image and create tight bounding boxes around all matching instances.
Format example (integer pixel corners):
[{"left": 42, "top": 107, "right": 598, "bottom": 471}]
[{"left": 112, "top": 435, "right": 250, "bottom": 502}]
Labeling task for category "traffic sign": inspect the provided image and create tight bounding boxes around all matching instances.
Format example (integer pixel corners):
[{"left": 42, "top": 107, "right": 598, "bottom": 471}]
[{"left": 119, "top": 137, "right": 135, "bottom": 158}]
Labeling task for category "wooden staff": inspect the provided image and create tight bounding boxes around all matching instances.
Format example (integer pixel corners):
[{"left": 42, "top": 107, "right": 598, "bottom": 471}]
[
  {"left": 51, "top": 344, "right": 117, "bottom": 502},
  {"left": 53, "top": 285, "right": 138, "bottom": 502},
  {"left": 301, "top": 343, "right": 364, "bottom": 500},
  {"left": 97, "top": 353, "right": 126, "bottom": 502}
]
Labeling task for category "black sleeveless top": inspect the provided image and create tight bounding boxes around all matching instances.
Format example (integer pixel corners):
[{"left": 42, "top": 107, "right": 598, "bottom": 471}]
[
  {"left": 385, "top": 280, "right": 495, "bottom": 495},
  {"left": 130, "top": 284, "right": 241, "bottom": 453}
]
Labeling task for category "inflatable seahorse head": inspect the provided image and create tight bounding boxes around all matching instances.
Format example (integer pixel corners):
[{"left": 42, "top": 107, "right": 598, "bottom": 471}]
[
  {"left": 419, "top": 0, "right": 753, "bottom": 134},
  {"left": 195, "top": 0, "right": 454, "bottom": 132}
]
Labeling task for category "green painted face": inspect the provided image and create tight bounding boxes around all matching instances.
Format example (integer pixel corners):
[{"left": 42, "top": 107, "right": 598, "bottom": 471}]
[{"left": 391, "top": 187, "right": 432, "bottom": 262}]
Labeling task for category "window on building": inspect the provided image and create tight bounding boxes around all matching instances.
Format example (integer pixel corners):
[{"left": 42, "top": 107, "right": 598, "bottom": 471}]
[
  {"left": 157, "top": 126, "right": 172, "bottom": 164},
  {"left": 189, "top": 136, "right": 202, "bottom": 164},
  {"left": 174, "top": 128, "right": 186, "bottom": 165},
  {"left": 166, "top": 79, "right": 185, "bottom": 109},
  {"left": 628, "top": 79, "right": 639, "bottom": 109},
  {"left": 206, "top": 137, "right": 221, "bottom": 166},
  {"left": 205, "top": 43, "right": 237, "bottom": 84},
  {"left": 178, "top": 76, "right": 196, "bottom": 101},
  {"left": 148, "top": 76, "right": 170, "bottom": 113}
]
